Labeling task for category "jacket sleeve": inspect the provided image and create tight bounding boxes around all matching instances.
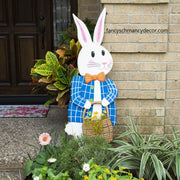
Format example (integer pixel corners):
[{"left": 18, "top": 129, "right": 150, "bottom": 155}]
[
  {"left": 70, "top": 75, "right": 87, "bottom": 108},
  {"left": 104, "top": 78, "right": 118, "bottom": 104}
]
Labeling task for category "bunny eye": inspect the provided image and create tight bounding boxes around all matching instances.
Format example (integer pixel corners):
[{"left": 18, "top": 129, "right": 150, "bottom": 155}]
[
  {"left": 102, "top": 50, "right": 105, "bottom": 56},
  {"left": 91, "top": 51, "right": 95, "bottom": 58}
]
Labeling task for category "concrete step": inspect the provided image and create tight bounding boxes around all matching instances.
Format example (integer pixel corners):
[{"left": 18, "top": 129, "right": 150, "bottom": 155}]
[
  {"left": 0, "top": 105, "right": 68, "bottom": 170},
  {"left": 0, "top": 168, "right": 24, "bottom": 180}
]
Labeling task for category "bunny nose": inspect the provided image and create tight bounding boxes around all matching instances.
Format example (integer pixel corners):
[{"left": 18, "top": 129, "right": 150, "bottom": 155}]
[{"left": 102, "top": 62, "right": 107, "bottom": 65}]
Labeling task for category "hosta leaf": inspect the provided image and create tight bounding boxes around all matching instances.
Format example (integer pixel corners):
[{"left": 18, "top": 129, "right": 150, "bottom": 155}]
[
  {"left": 35, "top": 64, "right": 52, "bottom": 76},
  {"left": 54, "top": 81, "right": 67, "bottom": 90},
  {"left": 115, "top": 131, "right": 131, "bottom": 140},
  {"left": 45, "top": 51, "right": 59, "bottom": 67},
  {"left": 112, "top": 155, "right": 139, "bottom": 169},
  {"left": 34, "top": 59, "right": 46, "bottom": 67},
  {"left": 139, "top": 152, "right": 151, "bottom": 179},
  {"left": 176, "top": 155, "right": 180, "bottom": 180},
  {"left": 46, "top": 84, "right": 58, "bottom": 91},
  {"left": 55, "top": 65, "right": 68, "bottom": 84},
  {"left": 151, "top": 154, "right": 166, "bottom": 180}
]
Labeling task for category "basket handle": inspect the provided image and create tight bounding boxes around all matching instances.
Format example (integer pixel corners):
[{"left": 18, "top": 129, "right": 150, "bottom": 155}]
[{"left": 83, "top": 101, "right": 109, "bottom": 121}]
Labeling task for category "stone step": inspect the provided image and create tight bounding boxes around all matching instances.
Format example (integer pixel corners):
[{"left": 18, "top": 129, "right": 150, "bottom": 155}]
[
  {"left": 0, "top": 168, "right": 24, "bottom": 180},
  {"left": 0, "top": 105, "right": 68, "bottom": 170}
]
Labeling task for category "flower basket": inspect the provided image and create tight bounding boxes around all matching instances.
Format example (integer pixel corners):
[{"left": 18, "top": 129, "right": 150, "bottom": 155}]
[{"left": 82, "top": 101, "right": 113, "bottom": 143}]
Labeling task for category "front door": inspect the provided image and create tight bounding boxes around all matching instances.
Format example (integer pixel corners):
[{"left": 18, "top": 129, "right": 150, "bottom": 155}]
[{"left": 0, "top": 0, "right": 53, "bottom": 95}]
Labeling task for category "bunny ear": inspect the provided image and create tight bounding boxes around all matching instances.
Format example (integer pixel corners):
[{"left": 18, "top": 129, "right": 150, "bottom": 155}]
[
  {"left": 93, "top": 8, "right": 106, "bottom": 44},
  {"left": 73, "top": 14, "right": 92, "bottom": 47}
]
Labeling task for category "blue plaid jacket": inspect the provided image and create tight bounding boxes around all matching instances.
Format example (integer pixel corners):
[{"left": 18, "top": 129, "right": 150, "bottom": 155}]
[{"left": 68, "top": 75, "right": 118, "bottom": 126}]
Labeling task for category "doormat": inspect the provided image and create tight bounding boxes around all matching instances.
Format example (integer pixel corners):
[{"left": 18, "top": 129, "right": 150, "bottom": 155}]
[{"left": 0, "top": 105, "right": 49, "bottom": 118}]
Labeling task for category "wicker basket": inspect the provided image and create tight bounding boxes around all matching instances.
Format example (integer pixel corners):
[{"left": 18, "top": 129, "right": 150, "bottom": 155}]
[{"left": 82, "top": 101, "right": 113, "bottom": 143}]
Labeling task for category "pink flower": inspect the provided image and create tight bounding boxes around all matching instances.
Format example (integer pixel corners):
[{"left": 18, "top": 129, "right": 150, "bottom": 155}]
[{"left": 39, "top": 133, "right": 51, "bottom": 146}]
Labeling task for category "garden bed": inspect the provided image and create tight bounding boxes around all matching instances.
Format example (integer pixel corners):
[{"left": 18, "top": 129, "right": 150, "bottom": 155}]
[{"left": 24, "top": 118, "right": 180, "bottom": 180}]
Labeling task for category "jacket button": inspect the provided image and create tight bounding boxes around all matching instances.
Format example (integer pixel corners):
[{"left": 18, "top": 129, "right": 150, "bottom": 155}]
[{"left": 88, "top": 111, "right": 92, "bottom": 116}]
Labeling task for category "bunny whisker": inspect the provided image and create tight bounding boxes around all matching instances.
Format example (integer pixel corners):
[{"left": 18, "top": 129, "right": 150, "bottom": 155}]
[{"left": 87, "top": 65, "right": 97, "bottom": 67}]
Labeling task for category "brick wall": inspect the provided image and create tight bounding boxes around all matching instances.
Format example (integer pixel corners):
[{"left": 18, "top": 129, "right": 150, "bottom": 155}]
[
  {"left": 78, "top": 0, "right": 101, "bottom": 22},
  {"left": 78, "top": 0, "right": 180, "bottom": 137}
]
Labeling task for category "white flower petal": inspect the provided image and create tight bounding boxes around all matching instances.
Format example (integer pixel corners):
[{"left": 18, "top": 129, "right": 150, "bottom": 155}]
[
  {"left": 47, "top": 158, "right": 57, "bottom": 163},
  {"left": 33, "top": 177, "right": 39, "bottom": 180},
  {"left": 83, "top": 163, "right": 90, "bottom": 172}
]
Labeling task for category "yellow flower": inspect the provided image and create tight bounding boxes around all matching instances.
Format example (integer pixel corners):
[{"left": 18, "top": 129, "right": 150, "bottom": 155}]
[
  {"left": 104, "top": 169, "right": 110, "bottom": 173},
  {"left": 103, "top": 110, "right": 107, "bottom": 114},
  {"left": 121, "top": 167, "right": 126, "bottom": 170},
  {"left": 95, "top": 165, "right": 98, "bottom": 167},
  {"left": 88, "top": 115, "right": 97, "bottom": 120},
  {"left": 114, "top": 170, "right": 118, "bottom": 174},
  {"left": 98, "top": 175, "right": 103, "bottom": 179},
  {"left": 128, "top": 173, "right": 132, "bottom": 176},
  {"left": 141, "top": 178, "right": 144, "bottom": 180},
  {"left": 90, "top": 165, "right": 94, "bottom": 168},
  {"left": 93, "top": 111, "right": 99, "bottom": 114},
  {"left": 101, "top": 113, "right": 105, "bottom": 116},
  {"left": 84, "top": 117, "right": 87, "bottom": 120},
  {"left": 110, "top": 178, "right": 117, "bottom": 180},
  {"left": 84, "top": 175, "right": 88, "bottom": 180}
]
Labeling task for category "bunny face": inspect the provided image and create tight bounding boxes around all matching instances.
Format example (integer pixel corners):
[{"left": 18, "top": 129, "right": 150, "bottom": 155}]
[
  {"left": 73, "top": 8, "right": 113, "bottom": 76},
  {"left": 78, "top": 43, "right": 113, "bottom": 75}
]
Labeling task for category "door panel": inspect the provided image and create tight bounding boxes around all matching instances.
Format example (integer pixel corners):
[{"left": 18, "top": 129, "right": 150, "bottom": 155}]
[
  {"left": 0, "top": 0, "right": 8, "bottom": 26},
  {"left": 14, "top": 0, "right": 37, "bottom": 26},
  {"left": 15, "top": 34, "right": 37, "bottom": 84},
  {"left": 0, "top": 35, "right": 10, "bottom": 84},
  {"left": 0, "top": 0, "right": 53, "bottom": 95}
]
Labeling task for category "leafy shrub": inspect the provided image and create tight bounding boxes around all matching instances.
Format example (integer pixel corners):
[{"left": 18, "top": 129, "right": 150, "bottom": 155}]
[
  {"left": 164, "top": 128, "right": 180, "bottom": 180},
  {"left": 59, "top": 18, "right": 95, "bottom": 45},
  {"left": 80, "top": 158, "right": 138, "bottom": 180},
  {"left": 24, "top": 131, "right": 112, "bottom": 180},
  {"left": 30, "top": 39, "right": 80, "bottom": 107},
  {"left": 32, "top": 166, "right": 72, "bottom": 180},
  {"left": 57, "top": 135, "right": 112, "bottom": 180},
  {"left": 108, "top": 118, "right": 174, "bottom": 180}
]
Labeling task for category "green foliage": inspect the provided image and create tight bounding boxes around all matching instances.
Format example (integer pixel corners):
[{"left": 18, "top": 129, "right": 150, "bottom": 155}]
[
  {"left": 59, "top": 18, "right": 95, "bottom": 45},
  {"left": 23, "top": 131, "right": 112, "bottom": 180},
  {"left": 80, "top": 158, "right": 138, "bottom": 180},
  {"left": 57, "top": 135, "right": 112, "bottom": 180},
  {"left": 30, "top": 39, "right": 79, "bottom": 107},
  {"left": 108, "top": 117, "right": 175, "bottom": 180},
  {"left": 79, "top": 158, "right": 138, "bottom": 180},
  {"left": 164, "top": 127, "right": 180, "bottom": 180},
  {"left": 32, "top": 166, "right": 72, "bottom": 180}
]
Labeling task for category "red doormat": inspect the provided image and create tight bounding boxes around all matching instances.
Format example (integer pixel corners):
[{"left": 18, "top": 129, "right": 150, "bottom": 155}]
[{"left": 0, "top": 105, "right": 49, "bottom": 117}]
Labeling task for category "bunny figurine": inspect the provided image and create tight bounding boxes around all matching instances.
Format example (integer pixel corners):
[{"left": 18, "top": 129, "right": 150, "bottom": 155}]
[{"left": 65, "top": 8, "right": 118, "bottom": 137}]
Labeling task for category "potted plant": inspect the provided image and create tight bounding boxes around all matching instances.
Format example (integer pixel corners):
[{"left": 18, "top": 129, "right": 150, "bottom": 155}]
[{"left": 30, "top": 39, "right": 80, "bottom": 107}]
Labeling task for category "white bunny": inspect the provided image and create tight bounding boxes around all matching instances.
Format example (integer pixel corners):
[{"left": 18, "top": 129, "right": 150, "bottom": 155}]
[{"left": 65, "top": 8, "right": 118, "bottom": 137}]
